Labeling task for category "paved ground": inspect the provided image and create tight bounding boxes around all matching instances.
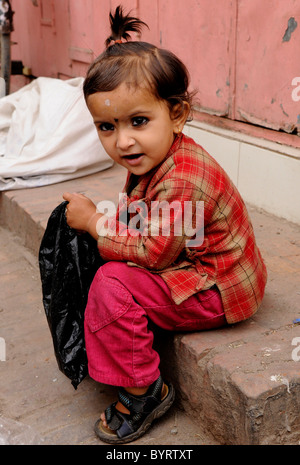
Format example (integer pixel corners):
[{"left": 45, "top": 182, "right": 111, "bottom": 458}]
[
  {"left": 0, "top": 164, "right": 300, "bottom": 445},
  {"left": 0, "top": 225, "right": 220, "bottom": 446}
]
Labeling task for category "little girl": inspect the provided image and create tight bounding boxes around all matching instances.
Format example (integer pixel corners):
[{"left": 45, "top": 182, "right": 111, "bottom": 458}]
[{"left": 63, "top": 6, "right": 267, "bottom": 444}]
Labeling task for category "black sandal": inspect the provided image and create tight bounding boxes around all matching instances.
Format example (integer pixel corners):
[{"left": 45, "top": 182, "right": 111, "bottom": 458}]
[{"left": 94, "top": 376, "right": 175, "bottom": 444}]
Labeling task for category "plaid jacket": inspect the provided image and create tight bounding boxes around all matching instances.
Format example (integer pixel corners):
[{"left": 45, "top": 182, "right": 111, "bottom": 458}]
[{"left": 97, "top": 134, "right": 267, "bottom": 324}]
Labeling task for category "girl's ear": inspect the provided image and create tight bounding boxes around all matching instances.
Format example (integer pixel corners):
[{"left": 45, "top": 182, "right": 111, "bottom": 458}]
[{"left": 171, "top": 101, "right": 190, "bottom": 134}]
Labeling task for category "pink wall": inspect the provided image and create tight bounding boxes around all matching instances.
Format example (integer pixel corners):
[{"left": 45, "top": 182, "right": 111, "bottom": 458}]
[{"left": 10, "top": 0, "right": 300, "bottom": 137}]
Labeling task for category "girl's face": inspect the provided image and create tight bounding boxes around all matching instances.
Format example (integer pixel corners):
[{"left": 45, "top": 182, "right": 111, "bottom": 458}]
[{"left": 87, "top": 83, "right": 181, "bottom": 176}]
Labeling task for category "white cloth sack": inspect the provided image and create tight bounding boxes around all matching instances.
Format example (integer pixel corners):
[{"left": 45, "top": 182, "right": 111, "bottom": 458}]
[{"left": 0, "top": 77, "right": 113, "bottom": 190}]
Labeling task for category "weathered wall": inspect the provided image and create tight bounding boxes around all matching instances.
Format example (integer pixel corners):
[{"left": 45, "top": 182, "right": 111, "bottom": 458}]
[{"left": 10, "top": 0, "right": 300, "bottom": 137}]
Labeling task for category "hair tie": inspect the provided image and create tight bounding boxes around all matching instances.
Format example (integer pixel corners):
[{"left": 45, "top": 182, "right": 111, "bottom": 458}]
[{"left": 109, "top": 38, "right": 124, "bottom": 46}]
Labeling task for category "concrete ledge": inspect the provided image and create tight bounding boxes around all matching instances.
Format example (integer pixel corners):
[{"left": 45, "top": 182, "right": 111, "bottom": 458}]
[
  {"left": 1, "top": 164, "right": 300, "bottom": 444},
  {"left": 0, "top": 163, "right": 126, "bottom": 256},
  {"left": 161, "top": 321, "right": 300, "bottom": 444},
  {"left": 185, "top": 120, "right": 300, "bottom": 226}
]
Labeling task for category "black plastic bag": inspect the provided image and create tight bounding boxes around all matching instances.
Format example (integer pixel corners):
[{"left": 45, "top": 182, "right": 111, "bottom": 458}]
[{"left": 39, "top": 201, "right": 103, "bottom": 389}]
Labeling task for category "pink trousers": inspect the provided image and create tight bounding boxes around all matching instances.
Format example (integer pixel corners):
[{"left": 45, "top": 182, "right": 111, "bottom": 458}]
[{"left": 84, "top": 261, "right": 226, "bottom": 388}]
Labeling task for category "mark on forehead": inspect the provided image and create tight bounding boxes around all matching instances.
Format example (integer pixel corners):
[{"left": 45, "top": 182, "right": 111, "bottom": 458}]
[
  {"left": 105, "top": 99, "right": 111, "bottom": 106},
  {"left": 114, "top": 118, "right": 118, "bottom": 122}
]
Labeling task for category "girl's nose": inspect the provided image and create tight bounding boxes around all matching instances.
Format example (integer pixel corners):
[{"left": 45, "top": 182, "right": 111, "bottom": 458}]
[{"left": 116, "top": 129, "right": 135, "bottom": 151}]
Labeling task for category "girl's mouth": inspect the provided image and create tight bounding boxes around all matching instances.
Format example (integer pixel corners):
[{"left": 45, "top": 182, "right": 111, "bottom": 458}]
[{"left": 122, "top": 153, "right": 145, "bottom": 166}]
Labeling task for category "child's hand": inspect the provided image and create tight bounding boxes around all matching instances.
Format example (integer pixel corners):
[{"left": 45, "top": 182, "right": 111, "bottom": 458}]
[{"left": 63, "top": 192, "right": 100, "bottom": 238}]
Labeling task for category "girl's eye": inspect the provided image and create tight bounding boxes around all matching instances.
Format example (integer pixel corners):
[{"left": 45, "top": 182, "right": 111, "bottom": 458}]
[
  {"left": 132, "top": 117, "right": 148, "bottom": 127},
  {"left": 99, "top": 122, "right": 114, "bottom": 132}
]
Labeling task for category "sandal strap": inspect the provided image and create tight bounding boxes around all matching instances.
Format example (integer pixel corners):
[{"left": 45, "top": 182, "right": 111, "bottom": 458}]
[
  {"left": 105, "top": 402, "right": 122, "bottom": 431},
  {"left": 97, "top": 376, "right": 175, "bottom": 442},
  {"left": 105, "top": 376, "right": 164, "bottom": 439},
  {"left": 104, "top": 396, "right": 148, "bottom": 439},
  {"left": 118, "top": 376, "right": 164, "bottom": 415},
  {"left": 115, "top": 411, "right": 135, "bottom": 438}
]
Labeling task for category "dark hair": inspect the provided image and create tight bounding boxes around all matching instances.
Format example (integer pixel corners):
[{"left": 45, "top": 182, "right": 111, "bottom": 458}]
[{"left": 83, "top": 5, "right": 194, "bottom": 118}]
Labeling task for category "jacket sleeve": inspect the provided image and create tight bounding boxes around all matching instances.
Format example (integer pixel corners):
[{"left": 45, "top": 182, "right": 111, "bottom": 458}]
[{"left": 97, "top": 177, "right": 205, "bottom": 270}]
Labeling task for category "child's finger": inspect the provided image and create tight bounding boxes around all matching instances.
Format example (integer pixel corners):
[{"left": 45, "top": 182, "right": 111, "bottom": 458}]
[
  {"left": 63, "top": 192, "right": 88, "bottom": 202},
  {"left": 62, "top": 191, "right": 72, "bottom": 202},
  {"left": 73, "top": 192, "right": 87, "bottom": 200}
]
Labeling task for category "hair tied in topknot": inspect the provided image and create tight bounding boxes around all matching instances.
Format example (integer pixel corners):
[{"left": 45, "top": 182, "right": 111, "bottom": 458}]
[{"left": 105, "top": 5, "right": 148, "bottom": 48}]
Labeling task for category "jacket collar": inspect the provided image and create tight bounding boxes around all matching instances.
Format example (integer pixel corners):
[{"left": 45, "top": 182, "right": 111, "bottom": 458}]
[{"left": 124, "top": 133, "right": 183, "bottom": 197}]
